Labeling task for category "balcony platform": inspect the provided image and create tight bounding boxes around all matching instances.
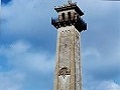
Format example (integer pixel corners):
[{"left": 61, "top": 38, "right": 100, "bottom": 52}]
[{"left": 51, "top": 17, "right": 87, "bottom": 32}]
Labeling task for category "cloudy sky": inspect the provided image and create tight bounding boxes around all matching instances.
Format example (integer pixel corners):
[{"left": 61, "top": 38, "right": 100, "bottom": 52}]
[{"left": 0, "top": 0, "right": 120, "bottom": 90}]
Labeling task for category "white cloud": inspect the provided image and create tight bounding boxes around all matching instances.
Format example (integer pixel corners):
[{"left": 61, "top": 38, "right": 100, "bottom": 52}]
[
  {"left": 0, "top": 40, "right": 55, "bottom": 73},
  {"left": 0, "top": 40, "right": 55, "bottom": 90},
  {"left": 0, "top": 70, "right": 25, "bottom": 90},
  {"left": 1, "top": 0, "right": 54, "bottom": 35},
  {"left": 83, "top": 79, "right": 120, "bottom": 90},
  {"left": 77, "top": 0, "right": 120, "bottom": 16},
  {"left": 82, "top": 47, "right": 101, "bottom": 58},
  {"left": 82, "top": 45, "right": 120, "bottom": 90},
  {"left": 96, "top": 81, "right": 120, "bottom": 90}
]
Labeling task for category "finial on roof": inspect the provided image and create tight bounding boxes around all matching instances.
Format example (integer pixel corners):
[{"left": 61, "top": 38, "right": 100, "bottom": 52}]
[{"left": 68, "top": 0, "right": 72, "bottom": 4}]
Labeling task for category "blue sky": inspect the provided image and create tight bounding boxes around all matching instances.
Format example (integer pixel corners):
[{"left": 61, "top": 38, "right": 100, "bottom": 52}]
[{"left": 0, "top": 0, "right": 120, "bottom": 90}]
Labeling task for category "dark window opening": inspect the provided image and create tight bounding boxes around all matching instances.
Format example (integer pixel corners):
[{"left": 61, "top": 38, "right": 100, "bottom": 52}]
[
  {"left": 68, "top": 12, "right": 71, "bottom": 20},
  {"left": 62, "top": 13, "right": 65, "bottom": 20}
]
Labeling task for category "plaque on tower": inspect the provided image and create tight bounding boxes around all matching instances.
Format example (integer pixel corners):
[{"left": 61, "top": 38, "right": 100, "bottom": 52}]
[{"left": 58, "top": 67, "right": 70, "bottom": 78}]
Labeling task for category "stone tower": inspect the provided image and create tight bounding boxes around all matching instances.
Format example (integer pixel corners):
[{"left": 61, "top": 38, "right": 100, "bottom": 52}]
[{"left": 51, "top": 2, "right": 87, "bottom": 90}]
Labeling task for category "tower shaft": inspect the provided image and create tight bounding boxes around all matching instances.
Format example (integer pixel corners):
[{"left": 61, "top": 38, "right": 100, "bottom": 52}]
[{"left": 54, "top": 26, "right": 82, "bottom": 90}]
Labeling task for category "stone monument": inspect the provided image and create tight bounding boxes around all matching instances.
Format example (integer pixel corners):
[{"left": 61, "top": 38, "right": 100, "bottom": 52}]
[{"left": 51, "top": 1, "right": 87, "bottom": 90}]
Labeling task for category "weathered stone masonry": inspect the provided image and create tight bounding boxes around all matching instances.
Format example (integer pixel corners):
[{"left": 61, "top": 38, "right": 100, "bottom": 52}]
[{"left": 51, "top": 2, "right": 87, "bottom": 90}]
